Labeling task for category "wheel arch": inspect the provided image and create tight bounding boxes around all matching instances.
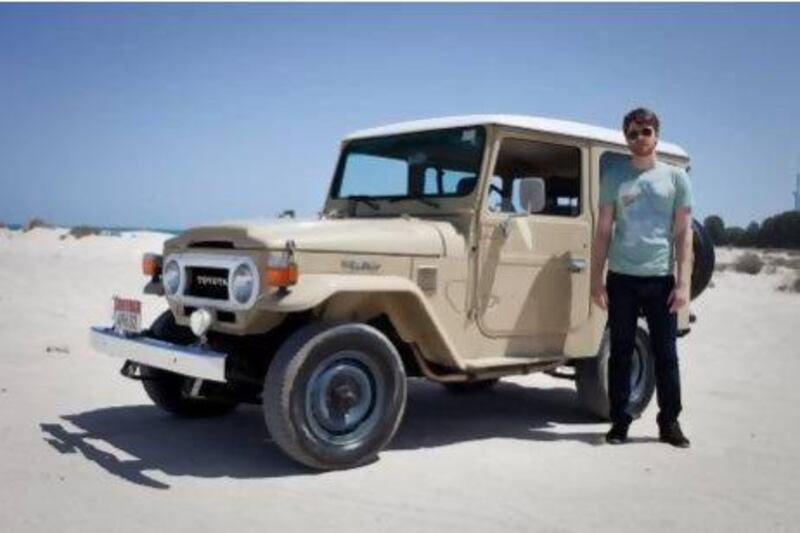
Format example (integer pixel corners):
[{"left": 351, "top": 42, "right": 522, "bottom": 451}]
[
  {"left": 259, "top": 274, "right": 465, "bottom": 373},
  {"left": 321, "top": 291, "right": 464, "bottom": 372}
]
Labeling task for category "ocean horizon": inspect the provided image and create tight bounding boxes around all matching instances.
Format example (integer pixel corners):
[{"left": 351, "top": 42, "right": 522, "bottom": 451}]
[{"left": 3, "top": 223, "right": 183, "bottom": 235}]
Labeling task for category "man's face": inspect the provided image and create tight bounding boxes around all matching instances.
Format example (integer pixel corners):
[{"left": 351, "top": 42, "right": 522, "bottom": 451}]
[{"left": 625, "top": 122, "right": 658, "bottom": 157}]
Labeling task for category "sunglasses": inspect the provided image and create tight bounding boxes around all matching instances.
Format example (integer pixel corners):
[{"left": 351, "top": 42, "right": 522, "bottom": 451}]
[{"left": 626, "top": 127, "right": 655, "bottom": 141}]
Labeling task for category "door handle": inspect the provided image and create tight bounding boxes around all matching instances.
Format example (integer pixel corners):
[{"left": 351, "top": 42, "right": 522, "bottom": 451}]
[{"left": 568, "top": 258, "right": 587, "bottom": 273}]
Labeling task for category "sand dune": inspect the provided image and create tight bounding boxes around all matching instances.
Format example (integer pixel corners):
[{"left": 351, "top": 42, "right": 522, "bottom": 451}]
[{"left": 1, "top": 228, "right": 799, "bottom": 532}]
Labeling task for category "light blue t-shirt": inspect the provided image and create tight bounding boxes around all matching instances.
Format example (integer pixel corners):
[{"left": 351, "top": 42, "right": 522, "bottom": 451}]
[{"left": 599, "top": 158, "right": 692, "bottom": 277}]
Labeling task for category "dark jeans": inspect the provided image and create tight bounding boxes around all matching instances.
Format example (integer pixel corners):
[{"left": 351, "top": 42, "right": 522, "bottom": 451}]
[{"left": 606, "top": 270, "right": 682, "bottom": 428}]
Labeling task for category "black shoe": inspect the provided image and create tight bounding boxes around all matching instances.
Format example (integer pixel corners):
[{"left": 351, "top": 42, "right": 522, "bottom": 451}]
[
  {"left": 605, "top": 423, "right": 629, "bottom": 444},
  {"left": 659, "top": 422, "right": 691, "bottom": 448}
]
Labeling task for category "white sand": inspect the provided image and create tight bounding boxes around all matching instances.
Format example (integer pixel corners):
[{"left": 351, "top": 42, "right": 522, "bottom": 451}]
[{"left": 1, "top": 230, "right": 799, "bottom": 532}]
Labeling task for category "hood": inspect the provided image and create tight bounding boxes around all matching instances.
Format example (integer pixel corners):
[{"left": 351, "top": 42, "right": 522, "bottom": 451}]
[{"left": 168, "top": 217, "right": 450, "bottom": 257}]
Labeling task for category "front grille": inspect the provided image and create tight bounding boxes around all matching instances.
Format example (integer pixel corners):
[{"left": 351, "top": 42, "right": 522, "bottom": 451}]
[{"left": 184, "top": 267, "right": 229, "bottom": 300}]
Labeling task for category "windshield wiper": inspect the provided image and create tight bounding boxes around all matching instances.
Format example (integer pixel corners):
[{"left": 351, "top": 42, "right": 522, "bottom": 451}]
[
  {"left": 388, "top": 196, "right": 440, "bottom": 209},
  {"left": 346, "top": 196, "right": 380, "bottom": 211}
]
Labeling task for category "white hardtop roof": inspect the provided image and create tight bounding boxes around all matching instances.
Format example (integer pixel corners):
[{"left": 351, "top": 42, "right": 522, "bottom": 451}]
[{"left": 345, "top": 114, "right": 688, "bottom": 159}]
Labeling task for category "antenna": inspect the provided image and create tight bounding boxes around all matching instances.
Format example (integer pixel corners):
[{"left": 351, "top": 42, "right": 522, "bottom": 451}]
[{"left": 795, "top": 169, "right": 800, "bottom": 211}]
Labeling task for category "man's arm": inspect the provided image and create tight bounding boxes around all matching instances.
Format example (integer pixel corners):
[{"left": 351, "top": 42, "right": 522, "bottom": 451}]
[
  {"left": 591, "top": 205, "right": 615, "bottom": 310},
  {"left": 669, "top": 206, "right": 693, "bottom": 312}
]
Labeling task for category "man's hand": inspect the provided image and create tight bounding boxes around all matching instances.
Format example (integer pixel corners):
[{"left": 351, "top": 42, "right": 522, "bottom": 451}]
[
  {"left": 667, "top": 283, "right": 689, "bottom": 313},
  {"left": 590, "top": 205, "right": 614, "bottom": 312},
  {"left": 592, "top": 280, "right": 608, "bottom": 310},
  {"left": 671, "top": 206, "right": 693, "bottom": 314}
]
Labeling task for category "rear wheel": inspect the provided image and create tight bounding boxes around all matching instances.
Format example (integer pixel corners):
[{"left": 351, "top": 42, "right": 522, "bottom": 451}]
[
  {"left": 140, "top": 311, "right": 239, "bottom": 417},
  {"left": 574, "top": 327, "right": 655, "bottom": 420},
  {"left": 263, "top": 322, "right": 407, "bottom": 470}
]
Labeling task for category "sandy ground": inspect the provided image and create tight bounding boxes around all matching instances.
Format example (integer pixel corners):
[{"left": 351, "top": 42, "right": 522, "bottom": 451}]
[{"left": 1, "top": 228, "right": 799, "bottom": 532}]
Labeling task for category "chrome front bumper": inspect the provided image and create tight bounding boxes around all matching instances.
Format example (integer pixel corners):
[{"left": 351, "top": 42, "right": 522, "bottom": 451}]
[{"left": 89, "top": 326, "right": 228, "bottom": 382}]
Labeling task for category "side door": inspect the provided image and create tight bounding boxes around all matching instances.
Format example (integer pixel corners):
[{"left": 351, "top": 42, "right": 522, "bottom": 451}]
[{"left": 475, "top": 133, "right": 592, "bottom": 355}]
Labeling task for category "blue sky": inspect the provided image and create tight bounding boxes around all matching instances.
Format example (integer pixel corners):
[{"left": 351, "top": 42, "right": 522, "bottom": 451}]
[{"left": 1, "top": 3, "right": 799, "bottom": 229}]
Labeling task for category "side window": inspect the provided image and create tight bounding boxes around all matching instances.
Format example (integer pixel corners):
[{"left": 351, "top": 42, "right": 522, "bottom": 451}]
[
  {"left": 599, "top": 151, "right": 631, "bottom": 206},
  {"left": 488, "top": 175, "right": 512, "bottom": 213},
  {"left": 489, "top": 138, "right": 582, "bottom": 217},
  {"left": 600, "top": 151, "right": 630, "bottom": 180}
]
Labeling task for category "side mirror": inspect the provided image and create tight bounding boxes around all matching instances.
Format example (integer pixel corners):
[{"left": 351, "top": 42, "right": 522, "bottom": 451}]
[{"left": 517, "top": 177, "right": 546, "bottom": 213}]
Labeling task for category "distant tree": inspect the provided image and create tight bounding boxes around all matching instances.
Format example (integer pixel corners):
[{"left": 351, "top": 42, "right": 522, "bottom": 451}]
[
  {"left": 703, "top": 215, "right": 726, "bottom": 245},
  {"left": 717, "top": 210, "right": 800, "bottom": 250},
  {"left": 278, "top": 209, "right": 296, "bottom": 219},
  {"left": 743, "top": 221, "right": 760, "bottom": 247},
  {"left": 758, "top": 210, "right": 800, "bottom": 249},
  {"left": 725, "top": 226, "right": 746, "bottom": 246}
]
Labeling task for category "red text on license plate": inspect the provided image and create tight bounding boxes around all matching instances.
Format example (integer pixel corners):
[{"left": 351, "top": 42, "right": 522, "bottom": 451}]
[{"left": 113, "top": 296, "right": 142, "bottom": 334}]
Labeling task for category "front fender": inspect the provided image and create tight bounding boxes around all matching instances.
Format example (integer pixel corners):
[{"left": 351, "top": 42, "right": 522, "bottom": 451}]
[{"left": 257, "top": 274, "right": 464, "bottom": 371}]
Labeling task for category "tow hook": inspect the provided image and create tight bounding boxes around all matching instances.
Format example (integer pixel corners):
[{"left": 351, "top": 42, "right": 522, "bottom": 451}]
[{"left": 120, "top": 361, "right": 156, "bottom": 381}]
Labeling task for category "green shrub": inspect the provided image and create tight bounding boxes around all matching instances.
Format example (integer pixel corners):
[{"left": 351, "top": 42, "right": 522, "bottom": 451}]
[
  {"left": 734, "top": 252, "right": 764, "bottom": 275},
  {"left": 67, "top": 225, "right": 102, "bottom": 239},
  {"left": 766, "top": 256, "right": 800, "bottom": 270},
  {"left": 23, "top": 217, "right": 52, "bottom": 231}
]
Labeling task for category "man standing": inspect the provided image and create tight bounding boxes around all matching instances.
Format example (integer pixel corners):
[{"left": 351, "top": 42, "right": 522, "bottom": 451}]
[{"left": 590, "top": 108, "right": 693, "bottom": 448}]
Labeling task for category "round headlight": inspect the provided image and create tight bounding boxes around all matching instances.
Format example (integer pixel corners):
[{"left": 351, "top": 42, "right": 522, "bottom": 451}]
[
  {"left": 231, "top": 263, "right": 255, "bottom": 304},
  {"left": 163, "top": 260, "right": 181, "bottom": 295}
]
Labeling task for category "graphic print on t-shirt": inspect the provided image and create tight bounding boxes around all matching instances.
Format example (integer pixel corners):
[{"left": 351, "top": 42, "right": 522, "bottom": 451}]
[{"left": 617, "top": 178, "right": 671, "bottom": 252}]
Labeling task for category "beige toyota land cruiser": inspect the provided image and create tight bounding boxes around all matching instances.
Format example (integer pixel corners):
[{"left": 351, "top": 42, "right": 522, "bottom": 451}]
[{"left": 91, "top": 115, "right": 715, "bottom": 470}]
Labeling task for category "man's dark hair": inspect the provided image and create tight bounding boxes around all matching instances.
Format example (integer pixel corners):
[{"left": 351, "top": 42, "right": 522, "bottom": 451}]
[{"left": 623, "top": 107, "right": 660, "bottom": 134}]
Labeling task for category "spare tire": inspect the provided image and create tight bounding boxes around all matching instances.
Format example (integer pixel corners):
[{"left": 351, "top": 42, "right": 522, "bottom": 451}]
[{"left": 691, "top": 218, "right": 715, "bottom": 300}]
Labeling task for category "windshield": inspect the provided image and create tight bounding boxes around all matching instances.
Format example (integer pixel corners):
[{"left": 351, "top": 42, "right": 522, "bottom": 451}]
[{"left": 332, "top": 127, "right": 486, "bottom": 200}]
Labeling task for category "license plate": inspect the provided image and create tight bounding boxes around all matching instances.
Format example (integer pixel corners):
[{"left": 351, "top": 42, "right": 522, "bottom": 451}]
[{"left": 113, "top": 297, "right": 141, "bottom": 335}]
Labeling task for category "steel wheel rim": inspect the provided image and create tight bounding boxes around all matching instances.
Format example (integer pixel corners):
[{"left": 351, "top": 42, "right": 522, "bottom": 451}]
[{"left": 305, "top": 350, "right": 384, "bottom": 447}]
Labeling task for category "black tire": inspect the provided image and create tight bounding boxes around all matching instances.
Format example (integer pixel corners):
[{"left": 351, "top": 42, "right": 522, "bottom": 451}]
[
  {"left": 140, "top": 311, "right": 238, "bottom": 417},
  {"left": 442, "top": 378, "right": 499, "bottom": 394},
  {"left": 691, "top": 217, "right": 716, "bottom": 300},
  {"left": 263, "top": 322, "right": 407, "bottom": 470},
  {"left": 574, "top": 327, "right": 655, "bottom": 420}
]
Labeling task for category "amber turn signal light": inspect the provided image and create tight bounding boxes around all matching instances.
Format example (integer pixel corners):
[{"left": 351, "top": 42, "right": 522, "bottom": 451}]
[
  {"left": 142, "top": 253, "right": 163, "bottom": 277},
  {"left": 265, "top": 254, "right": 298, "bottom": 287}
]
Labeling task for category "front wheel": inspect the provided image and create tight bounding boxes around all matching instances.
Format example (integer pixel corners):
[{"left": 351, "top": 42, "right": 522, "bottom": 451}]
[
  {"left": 574, "top": 327, "right": 655, "bottom": 420},
  {"left": 141, "top": 311, "right": 238, "bottom": 417},
  {"left": 263, "top": 322, "right": 407, "bottom": 470}
]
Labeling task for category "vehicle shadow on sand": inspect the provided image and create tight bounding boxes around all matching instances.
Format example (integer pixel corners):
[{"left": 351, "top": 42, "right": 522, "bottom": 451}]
[
  {"left": 40, "top": 379, "right": 622, "bottom": 488},
  {"left": 395, "top": 379, "right": 604, "bottom": 450}
]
